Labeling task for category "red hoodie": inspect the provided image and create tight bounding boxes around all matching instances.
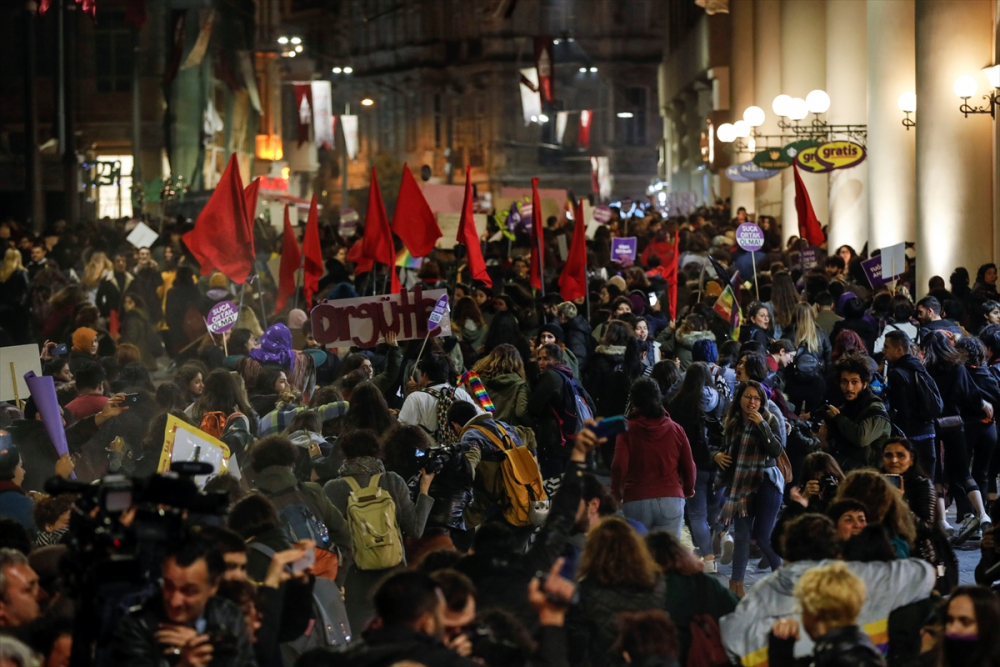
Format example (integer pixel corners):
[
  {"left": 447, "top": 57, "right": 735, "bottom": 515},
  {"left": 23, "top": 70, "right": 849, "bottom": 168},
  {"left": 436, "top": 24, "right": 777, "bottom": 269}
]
[{"left": 611, "top": 412, "right": 696, "bottom": 503}]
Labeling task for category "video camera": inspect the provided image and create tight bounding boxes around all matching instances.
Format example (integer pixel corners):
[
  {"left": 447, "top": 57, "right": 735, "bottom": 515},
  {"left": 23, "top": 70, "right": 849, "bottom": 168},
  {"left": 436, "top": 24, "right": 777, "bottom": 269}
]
[{"left": 416, "top": 442, "right": 468, "bottom": 475}]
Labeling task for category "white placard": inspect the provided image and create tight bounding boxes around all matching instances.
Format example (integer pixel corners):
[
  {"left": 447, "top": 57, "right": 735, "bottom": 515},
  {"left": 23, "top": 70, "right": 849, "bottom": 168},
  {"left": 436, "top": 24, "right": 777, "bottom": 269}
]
[
  {"left": 880, "top": 242, "right": 906, "bottom": 279},
  {"left": 126, "top": 222, "right": 159, "bottom": 249},
  {"left": 311, "top": 81, "right": 335, "bottom": 149},
  {"left": 0, "top": 345, "right": 42, "bottom": 403}
]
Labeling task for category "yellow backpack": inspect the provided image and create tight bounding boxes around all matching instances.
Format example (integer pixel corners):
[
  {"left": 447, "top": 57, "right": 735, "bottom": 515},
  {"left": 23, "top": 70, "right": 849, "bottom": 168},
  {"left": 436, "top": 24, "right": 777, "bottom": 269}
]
[{"left": 469, "top": 424, "right": 547, "bottom": 526}]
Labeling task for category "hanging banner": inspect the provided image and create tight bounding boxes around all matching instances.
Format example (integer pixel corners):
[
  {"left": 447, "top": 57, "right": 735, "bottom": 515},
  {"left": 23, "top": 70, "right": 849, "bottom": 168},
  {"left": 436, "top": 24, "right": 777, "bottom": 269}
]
[
  {"left": 752, "top": 146, "right": 794, "bottom": 170},
  {"left": 293, "top": 84, "right": 312, "bottom": 147},
  {"left": 534, "top": 37, "right": 555, "bottom": 104},
  {"left": 341, "top": 115, "right": 359, "bottom": 160},
  {"left": 519, "top": 68, "right": 543, "bottom": 125},
  {"left": 795, "top": 146, "right": 834, "bottom": 173},
  {"left": 725, "top": 164, "right": 752, "bottom": 182},
  {"left": 814, "top": 141, "right": 867, "bottom": 171},
  {"left": 556, "top": 111, "right": 569, "bottom": 145},
  {"left": 579, "top": 110, "right": 592, "bottom": 148},
  {"left": 179, "top": 10, "right": 216, "bottom": 71},
  {"left": 736, "top": 161, "right": 780, "bottom": 181},
  {"left": 310, "top": 81, "right": 335, "bottom": 150},
  {"left": 311, "top": 286, "right": 452, "bottom": 348},
  {"left": 592, "top": 156, "right": 611, "bottom": 200}
]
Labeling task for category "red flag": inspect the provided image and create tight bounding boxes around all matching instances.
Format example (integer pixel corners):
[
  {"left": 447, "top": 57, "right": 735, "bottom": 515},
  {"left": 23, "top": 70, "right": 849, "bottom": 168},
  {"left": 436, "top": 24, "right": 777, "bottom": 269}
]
[
  {"left": 458, "top": 166, "right": 491, "bottom": 288},
  {"left": 276, "top": 205, "right": 301, "bottom": 312},
  {"left": 559, "top": 200, "right": 588, "bottom": 302},
  {"left": 391, "top": 164, "right": 442, "bottom": 257},
  {"left": 529, "top": 177, "right": 545, "bottom": 291},
  {"left": 183, "top": 154, "right": 255, "bottom": 283},
  {"left": 661, "top": 232, "right": 681, "bottom": 320},
  {"left": 360, "top": 168, "right": 400, "bottom": 293},
  {"left": 347, "top": 239, "right": 373, "bottom": 274},
  {"left": 243, "top": 177, "right": 260, "bottom": 258},
  {"left": 793, "top": 163, "right": 826, "bottom": 247},
  {"left": 533, "top": 37, "right": 554, "bottom": 104},
  {"left": 302, "top": 195, "right": 323, "bottom": 307},
  {"left": 579, "top": 110, "right": 592, "bottom": 149}
]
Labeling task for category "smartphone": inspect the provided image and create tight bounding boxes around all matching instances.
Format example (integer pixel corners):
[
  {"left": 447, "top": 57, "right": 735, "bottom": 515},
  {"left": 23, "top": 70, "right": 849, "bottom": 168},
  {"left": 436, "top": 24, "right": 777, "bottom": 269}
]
[
  {"left": 648, "top": 294, "right": 657, "bottom": 306},
  {"left": 52, "top": 344, "right": 68, "bottom": 356},
  {"left": 593, "top": 415, "right": 628, "bottom": 440},
  {"left": 123, "top": 393, "right": 140, "bottom": 405},
  {"left": 883, "top": 473, "right": 902, "bottom": 489},
  {"left": 291, "top": 547, "right": 315, "bottom": 575}
]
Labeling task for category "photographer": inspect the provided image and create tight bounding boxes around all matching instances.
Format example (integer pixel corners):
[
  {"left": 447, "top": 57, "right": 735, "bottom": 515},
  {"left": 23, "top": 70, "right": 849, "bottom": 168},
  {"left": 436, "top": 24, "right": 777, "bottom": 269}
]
[
  {"left": 772, "top": 453, "right": 845, "bottom": 560},
  {"left": 807, "top": 354, "right": 891, "bottom": 472},
  {"left": 108, "top": 532, "right": 256, "bottom": 667}
]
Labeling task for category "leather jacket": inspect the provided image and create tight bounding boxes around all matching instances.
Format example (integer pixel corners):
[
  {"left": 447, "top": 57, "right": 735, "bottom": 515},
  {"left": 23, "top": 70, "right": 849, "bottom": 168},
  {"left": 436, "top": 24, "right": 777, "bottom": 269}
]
[
  {"left": 107, "top": 593, "right": 257, "bottom": 667},
  {"left": 769, "top": 625, "right": 886, "bottom": 667}
]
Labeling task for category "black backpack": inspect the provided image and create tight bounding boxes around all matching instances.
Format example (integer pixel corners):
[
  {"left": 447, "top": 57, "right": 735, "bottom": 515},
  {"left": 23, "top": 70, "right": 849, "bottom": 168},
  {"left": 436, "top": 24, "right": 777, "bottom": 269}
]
[
  {"left": 789, "top": 343, "right": 822, "bottom": 380},
  {"left": 913, "top": 367, "right": 945, "bottom": 420}
]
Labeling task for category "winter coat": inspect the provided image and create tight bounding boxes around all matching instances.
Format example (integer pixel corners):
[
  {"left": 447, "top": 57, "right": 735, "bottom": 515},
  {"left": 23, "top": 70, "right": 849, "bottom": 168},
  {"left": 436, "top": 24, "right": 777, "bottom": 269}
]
[
  {"left": 769, "top": 625, "right": 886, "bottom": 667},
  {"left": 832, "top": 318, "right": 879, "bottom": 356},
  {"left": 669, "top": 387, "right": 726, "bottom": 470},
  {"left": 926, "top": 362, "right": 984, "bottom": 421},
  {"left": 119, "top": 307, "right": 164, "bottom": 370},
  {"left": 781, "top": 325, "right": 833, "bottom": 374},
  {"left": 256, "top": 465, "right": 353, "bottom": 556},
  {"left": 459, "top": 414, "right": 525, "bottom": 526},
  {"left": 828, "top": 389, "right": 892, "bottom": 471},
  {"left": 95, "top": 270, "right": 134, "bottom": 318},
  {"left": 611, "top": 412, "right": 696, "bottom": 503},
  {"left": 481, "top": 372, "right": 531, "bottom": 427},
  {"left": 0, "top": 270, "right": 30, "bottom": 344},
  {"left": 583, "top": 345, "right": 629, "bottom": 418},
  {"left": 566, "top": 575, "right": 666, "bottom": 667},
  {"left": 720, "top": 558, "right": 935, "bottom": 665},
  {"left": 674, "top": 330, "right": 716, "bottom": 371},
  {"left": 739, "top": 322, "right": 771, "bottom": 347},
  {"left": 528, "top": 368, "right": 593, "bottom": 459},
  {"left": 0, "top": 483, "right": 34, "bottom": 534},
  {"left": 886, "top": 354, "right": 937, "bottom": 440},
  {"left": 562, "top": 315, "right": 593, "bottom": 369}
]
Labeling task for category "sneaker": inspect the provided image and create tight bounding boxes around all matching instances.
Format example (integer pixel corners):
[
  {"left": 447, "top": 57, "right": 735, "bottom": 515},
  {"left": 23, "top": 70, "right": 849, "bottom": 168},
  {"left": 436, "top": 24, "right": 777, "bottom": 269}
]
[
  {"left": 952, "top": 514, "right": 981, "bottom": 546},
  {"left": 721, "top": 533, "right": 735, "bottom": 565},
  {"left": 703, "top": 558, "right": 718, "bottom": 574},
  {"left": 758, "top": 555, "right": 770, "bottom": 570}
]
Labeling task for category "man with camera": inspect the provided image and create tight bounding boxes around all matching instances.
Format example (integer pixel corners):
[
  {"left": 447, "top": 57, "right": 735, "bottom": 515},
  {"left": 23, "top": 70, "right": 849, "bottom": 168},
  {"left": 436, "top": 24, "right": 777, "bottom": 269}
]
[
  {"left": 807, "top": 355, "right": 891, "bottom": 472},
  {"left": 109, "top": 533, "right": 257, "bottom": 667}
]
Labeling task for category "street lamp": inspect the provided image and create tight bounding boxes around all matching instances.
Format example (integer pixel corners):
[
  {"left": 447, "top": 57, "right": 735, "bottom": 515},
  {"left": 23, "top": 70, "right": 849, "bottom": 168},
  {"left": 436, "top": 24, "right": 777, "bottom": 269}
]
[
  {"left": 787, "top": 97, "right": 809, "bottom": 121},
  {"left": 344, "top": 67, "right": 353, "bottom": 74},
  {"left": 898, "top": 92, "right": 916, "bottom": 130},
  {"left": 617, "top": 112, "right": 634, "bottom": 119},
  {"left": 361, "top": 97, "right": 374, "bottom": 107},
  {"left": 772, "top": 94, "right": 792, "bottom": 118},
  {"left": 743, "top": 106, "right": 765, "bottom": 127},
  {"left": 805, "top": 89, "right": 831, "bottom": 114},
  {"left": 589, "top": 67, "right": 598, "bottom": 73},
  {"left": 716, "top": 123, "right": 736, "bottom": 143},
  {"left": 954, "top": 68, "right": 1000, "bottom": 118}
]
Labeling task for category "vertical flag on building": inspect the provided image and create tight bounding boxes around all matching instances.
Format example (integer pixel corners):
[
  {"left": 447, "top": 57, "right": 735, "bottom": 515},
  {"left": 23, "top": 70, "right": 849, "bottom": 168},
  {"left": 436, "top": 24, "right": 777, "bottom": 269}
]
[
  {"left": 276, "top": 205, "right": 301, "bottom": 312},
  {"left": 559, "top": 199, "right": 588, "bottom": 302},
  {"left": 391, "top": 164, "right": 442, "bottom": 257},
  {"left": 360, "top": 167, "right": 401, "bottom": 293},
  {"left": 182, "top": 154, "right": 256, "bottom": 283},
  {"left": 555, "top": 111, "right": 569, "bottom": 145},
  {"left": 533, "top": 37, "right": 555, "bottom": 104},
  {"left": 661, "top": 232, "right": 681, "bottom": 320},
  {"left": 302, "top": 195, "right": 323, "bottom": 307},
  {"left": 530, "top": 177, "right": 544, "bottom": 291},
  {"left": 793, "top": 163, "right": 826, "bottom": 247},
  {"left": 341, "top": 115, "right": 359, "bottom": 159},
  {"left": 310, "top": 81, "right": 335, "bottom": 150},
  {"left": 458, "top": 166, "right": 491, "bottom": 288},
  {"left": 293, "top": 84, "right": 312, "bottom": 146},
  {"left": 579, "top": 110, "right": 592, "bottom": 149},
  {"left": 519, "top": 68, "right": 542, "bottom": 125}
]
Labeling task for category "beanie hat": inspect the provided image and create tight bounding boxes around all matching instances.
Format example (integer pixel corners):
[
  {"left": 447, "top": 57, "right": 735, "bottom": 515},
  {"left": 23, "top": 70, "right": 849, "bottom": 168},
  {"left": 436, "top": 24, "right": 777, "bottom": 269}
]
[
  {"left": 692, "top": 339, "right": 719, "bottom": 364},
  {"left": 608, "top": 275, "right": 627, "bottom": 292},
  {"left": 539, "top": 323, "right": 565, "bottom": 342},
  {"left": 288, "top": 309, "right": 308, "bottom": 330},
  {"left": 209, "top": 272, "right": 228, "bottom": 289},
  {"left": 72, "top": 327, "right": 98, "bottom": 353}
]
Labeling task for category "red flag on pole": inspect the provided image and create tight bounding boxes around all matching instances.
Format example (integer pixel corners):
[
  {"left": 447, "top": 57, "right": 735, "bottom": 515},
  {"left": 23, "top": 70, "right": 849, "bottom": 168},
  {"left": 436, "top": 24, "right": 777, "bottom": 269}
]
[
  {"left": 391, "top": 164, "right": 442, "bottom": 257},
  {"left": 530, "top": 177, "right": 544, "bottom": 291},
  {"left": 559, "top": 200, "right": 588, "bottom": 302},
  {"left": 579, "top": 110, "right": 592, "bottom": 149},
  {"left": 360, "top": 167, "right": 400, "bottom": 294},
  {"left": 458, "top": 166, "right": 491, "bottom": 288},
  {"left": 302, "top": 195, "right": 323, "bottom": 307},
  {"left": 793, "top": 163, "right": 826, "bottom": 247},
  {"left": 661, "top": 232, "right": 681, "bottom": 320},
  {"left": 347, "top": 239, "right": 373, "bottom": 274},
  {"left": 183, "top": 154, "right": 256, "bottom": 283},
  {"left": 276, "top": 205, "right": 301, "bottom": 312}
]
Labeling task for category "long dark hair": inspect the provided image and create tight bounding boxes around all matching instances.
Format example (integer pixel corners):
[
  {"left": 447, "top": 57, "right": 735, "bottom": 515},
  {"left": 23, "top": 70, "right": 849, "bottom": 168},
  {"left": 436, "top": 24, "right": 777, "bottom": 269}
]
[
  {"left": 670, "top": 362, "right": 712, "bottom": 419},
  {"left": 194, "top": 369, "right": 254, "bottom": 419},
  {"left": 725, "top": 380, "right": 769, "bottom": 424},
  {"left": 343, "top": 382, "right": 394, "bottom": 436},
  {"left": 621, "top": 337, "right": 646, "bottom": 385},
  {"left": 944, "top": 586, "right": 1000, "bottom": 666},
  {"left": 921, "top": 331, "right": 963, "bottom": 371},
  {"left": 629, "top": 377, "right": 664, "bottom": 420},
  {"left": 482, "top": 311, "right": 530, "bottom": 358}
]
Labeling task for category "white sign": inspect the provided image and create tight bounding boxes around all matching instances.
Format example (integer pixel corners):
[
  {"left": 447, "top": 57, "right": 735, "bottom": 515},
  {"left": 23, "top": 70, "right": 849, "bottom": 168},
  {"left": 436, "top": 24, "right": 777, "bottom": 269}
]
[
  {"left": 157, "top": 415, "right": 232, "bottom": 489},
  {"left": 311, "top": 81, "right": 335, "bottom": 150},
  {"left": 341, "top": 115, "right": 359, "bottom": 160},
  {"left": 0, "top": 345, "right": 43, "bottom": 403},
  {"left": 879, "top": 242, "right": 906, "bottom": 279},
  {"left": 126, "top": 221, "right": 159, "bottom": 249}
]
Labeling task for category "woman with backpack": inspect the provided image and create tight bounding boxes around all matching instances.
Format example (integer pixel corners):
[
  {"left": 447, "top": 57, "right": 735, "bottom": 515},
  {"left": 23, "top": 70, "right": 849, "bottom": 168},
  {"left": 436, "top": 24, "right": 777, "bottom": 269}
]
[
  {"left": 669, "top": 363, "right": 727, "bottom": 572},
  {"left": 188, "top": 368, "right": 260, "bottom": 436},
  {"left": 611, "top": 377, "right": 695, "bottom": 537},
  {"left": 782, "top": 303, "right": 830, "bottom": 414},
  {"left": 323, "top": 429, "right": 435, "bottom": 630}
]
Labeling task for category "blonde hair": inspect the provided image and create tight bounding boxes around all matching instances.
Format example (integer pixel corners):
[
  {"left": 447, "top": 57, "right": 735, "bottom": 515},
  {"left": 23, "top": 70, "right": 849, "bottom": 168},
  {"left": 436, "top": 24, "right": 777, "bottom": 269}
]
[
  {"left": 0, "top": 249, "right": 24, "bottom": 283},
  {"left": 471, "top": 343, "right": 525, "bottom": 380},
  {"left": 793, "top": 561, "right": 865, "bottom": 628},
  {"left": 82, "top": 252, "right": 113, "bottom": 288},
  {"left": 792, "top": 302, "right": 820, "bottom": 354}
]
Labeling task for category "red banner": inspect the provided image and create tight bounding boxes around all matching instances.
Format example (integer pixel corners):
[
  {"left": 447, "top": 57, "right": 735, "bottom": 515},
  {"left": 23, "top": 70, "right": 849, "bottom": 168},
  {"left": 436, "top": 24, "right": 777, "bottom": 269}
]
[
  {"left": 579, "top": 110, "right": 592, "bottom": 149},
  {"left": 534, "top": 37, "right": 554, "bottom": 105}
]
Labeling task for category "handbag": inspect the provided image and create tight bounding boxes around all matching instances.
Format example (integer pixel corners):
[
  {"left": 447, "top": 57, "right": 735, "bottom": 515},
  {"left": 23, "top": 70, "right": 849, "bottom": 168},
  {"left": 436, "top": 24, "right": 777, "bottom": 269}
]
[
  {"left": 934, "top": 415, "right": 964, "bottom": 433},
  {"left": 776, "top": 450, "right": 793, "bottom": 483}
]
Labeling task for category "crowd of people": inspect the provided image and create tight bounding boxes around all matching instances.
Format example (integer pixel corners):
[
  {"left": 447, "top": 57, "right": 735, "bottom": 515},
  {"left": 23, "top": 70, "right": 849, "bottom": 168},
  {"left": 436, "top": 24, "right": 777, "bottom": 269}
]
[{"left": 0, "top": 201, "right": 999, "bottom": 667}]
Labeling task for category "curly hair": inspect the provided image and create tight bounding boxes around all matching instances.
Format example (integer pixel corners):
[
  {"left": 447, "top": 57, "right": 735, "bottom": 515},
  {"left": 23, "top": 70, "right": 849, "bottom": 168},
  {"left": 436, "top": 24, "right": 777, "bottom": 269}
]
[
  {"left": 956, "top": 336, "right": 988, "bottom": 367},
  {"left": 834, "top": 353, "right": 873, "bottom": 385},
  {"left": 833, "top": 469, "right": 916, "bottom": 546},
  {"left": 578, "top": 517, "right": 660, "bottom": 588}
]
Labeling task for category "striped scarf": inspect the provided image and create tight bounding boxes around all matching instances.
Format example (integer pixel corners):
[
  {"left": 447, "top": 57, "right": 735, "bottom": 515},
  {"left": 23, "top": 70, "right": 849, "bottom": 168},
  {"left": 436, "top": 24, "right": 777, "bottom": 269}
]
[
  {"left": 720, "top": 412, "right": 773, "bottom": 525},
  {"left": 460, "top": 371, "right": 495, "bottom": 413}
]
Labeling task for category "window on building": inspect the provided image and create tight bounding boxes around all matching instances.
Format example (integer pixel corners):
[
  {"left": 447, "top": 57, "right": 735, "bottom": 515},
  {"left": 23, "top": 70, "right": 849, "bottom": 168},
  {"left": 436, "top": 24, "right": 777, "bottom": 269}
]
[
  {"left": 94, "top": 11, "right": 133, "bottom": 93},
  {"left": 623, "top": 86, "right": 647, "bottom": 146},
  {"left": 94, "top": 155, "right": 133, "bottom": 219}
]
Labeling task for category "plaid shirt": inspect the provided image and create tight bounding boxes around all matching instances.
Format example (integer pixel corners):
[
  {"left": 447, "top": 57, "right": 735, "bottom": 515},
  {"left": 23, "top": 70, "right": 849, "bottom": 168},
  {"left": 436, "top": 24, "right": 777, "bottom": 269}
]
[{"left": 257, "top": 401, "right": 349, "bottom": 436}]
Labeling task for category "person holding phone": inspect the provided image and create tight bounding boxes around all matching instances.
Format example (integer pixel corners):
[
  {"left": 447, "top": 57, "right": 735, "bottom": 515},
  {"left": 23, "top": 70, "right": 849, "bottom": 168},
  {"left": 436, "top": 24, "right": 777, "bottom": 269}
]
[{"left": 610, "top": 377, "right": 695, "bottom": 537}]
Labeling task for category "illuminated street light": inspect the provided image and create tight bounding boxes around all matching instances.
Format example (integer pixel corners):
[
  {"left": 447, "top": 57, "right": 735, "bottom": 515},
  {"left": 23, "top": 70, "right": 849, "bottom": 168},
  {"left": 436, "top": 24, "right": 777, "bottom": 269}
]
[
  {"left": 617, "top": 112, "right": 634, "bottom": 119},
  {"left": 361, "top": 98, "right": 374, "bottom": 106}
]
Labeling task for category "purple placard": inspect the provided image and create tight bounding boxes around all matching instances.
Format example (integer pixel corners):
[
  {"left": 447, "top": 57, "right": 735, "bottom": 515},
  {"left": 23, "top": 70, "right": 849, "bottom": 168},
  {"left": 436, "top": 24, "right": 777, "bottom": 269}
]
[
  {"left": 861, "top": 256, "right": 894, "bottom": 287},
  {"left": 611, "top": 237, "right": 638, "bottom": 264},
  {"left": 593, "top": 205, "right": 613, "bottom": 223},
  {"left": 22, "top": 371, "right": 74, "bottom": 478},
  {"left": 736, "top": 223, "right": 765, "bottom": 251},
  {"left": 428, "top": 294, "right": 449, "bottom": 329},
  {"left": 800, "top": 247, "right": 818, "bottom": 270},
  {"left": 206, "top": 301, "right": 239, "bottom": 334}
]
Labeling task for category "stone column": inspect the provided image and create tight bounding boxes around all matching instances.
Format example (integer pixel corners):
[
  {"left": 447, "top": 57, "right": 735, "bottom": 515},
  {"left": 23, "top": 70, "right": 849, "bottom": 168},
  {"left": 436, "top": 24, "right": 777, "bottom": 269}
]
[
  {"left": 826, "top": 0, "right": 868, "bottom": 254},
  {"left": 730, "top": 0, "right": 756, "bottom": 216},
  {"left": 915, "top": 0, "right": 994, "bottom": 293},
  {"left": 754, "top": 0, "right": 782, "bottom": 222},
  {"left": 867, "top": 0, "right": 916, "bottom": 250},
  {"left": 780, "top": 0, "right": 827, "bottom": 245}
]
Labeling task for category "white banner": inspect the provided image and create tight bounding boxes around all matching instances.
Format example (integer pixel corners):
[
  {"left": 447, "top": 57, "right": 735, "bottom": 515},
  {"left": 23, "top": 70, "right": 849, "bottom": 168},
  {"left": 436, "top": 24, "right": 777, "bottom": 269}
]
[
  {"left": 311, "top": 81, "right": 334, "bottom": 150},
  {"left": 593, "top": 156, "right": 612, "bottom": 201},
  {"left": 341, "top": 115, "right": 359, "bottom": 160},
  {"left": 556, "top": 111, "right": 569, "bottom": 144},
  {"left": 519, "top": 67, "right": 542, "bottom": 126}
]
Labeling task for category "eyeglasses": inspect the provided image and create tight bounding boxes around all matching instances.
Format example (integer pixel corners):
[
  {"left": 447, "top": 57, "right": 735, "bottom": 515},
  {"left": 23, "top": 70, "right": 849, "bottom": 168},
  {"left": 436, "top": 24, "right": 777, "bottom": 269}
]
[{"left": 743, "top": 394, "right": 762, "bottom": 403}]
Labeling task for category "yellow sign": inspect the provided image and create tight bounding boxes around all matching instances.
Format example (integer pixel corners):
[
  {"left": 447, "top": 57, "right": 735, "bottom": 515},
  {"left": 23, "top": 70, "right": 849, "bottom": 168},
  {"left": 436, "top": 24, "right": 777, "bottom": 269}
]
[
  {"left": 157, "top": 414, "right": 231, "bottom": 485},
  {"left": 813, "top": 141, "right": 866, "bottom": 171},
  {"left": 795, "top": 146, "right": 833, "bottom": 173}
]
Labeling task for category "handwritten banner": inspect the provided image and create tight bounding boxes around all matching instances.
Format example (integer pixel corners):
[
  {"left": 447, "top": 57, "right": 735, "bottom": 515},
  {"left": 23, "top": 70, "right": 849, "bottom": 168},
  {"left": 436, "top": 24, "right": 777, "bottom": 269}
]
[{"left": 311, "top": 286, "right": 452, "bottom": 348}]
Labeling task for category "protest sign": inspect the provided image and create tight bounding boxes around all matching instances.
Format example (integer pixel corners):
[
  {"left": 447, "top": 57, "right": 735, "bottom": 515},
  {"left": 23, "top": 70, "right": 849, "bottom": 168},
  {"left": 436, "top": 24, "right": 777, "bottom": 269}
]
[
  {"left": 736, "top": 223, "right": 765, "bottom": 251},
  {"left": 593, "top": 205, "right": 613, "bottom": 223},
  {"left": 206, "top": 301, "right": 239, "bottom": 334},
  {"left": 861, "top": 256, "right": 894, "bottom": 287},
  {"left": 428, "top": 294, "right": 449, "bottom": 329},
  {"left": 0, "top": 345, "right": 42, "bottom": 403},
  {"left": 23, "top": 371, "right": 72, "bottom": 475},
  {"left": 611, "top": 237, "right": 638, "bottom": 264},
  {"left": 880, "top": 242, "right": 906, "bottom": 280},
  {"left": 126, "top": 221, "right": 159, "bottom": 249},
  {"left": 311, "top": 286, "right": 452, "bottom": 348},
  {"left": 800, "top": 247, "right": 819, "bottom": 270},
  {"left": 157, "top": 414, "right": 233, "bottom": 489}
]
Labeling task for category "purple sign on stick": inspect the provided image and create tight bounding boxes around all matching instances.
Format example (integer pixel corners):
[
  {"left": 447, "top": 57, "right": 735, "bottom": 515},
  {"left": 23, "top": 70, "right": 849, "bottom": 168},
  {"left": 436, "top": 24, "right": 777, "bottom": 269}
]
[
  {"left": 206, "top": 301, "right": 239, "bottom": 334},
  {"left": 861, "top": 256, "right": 895, "bottom": 287},
  {"left": 593, "top": 205, "right": 613, "bottom": 224},
  {"left": 22, "top": 371, "right": 74, "bottom": 478},
  {"left": 428, "top": 294, "right": 449, "bottom": 330},
  {"left": 611, "top": 237, "right": 638, "bottom": 264},
  {"left": 736, "top": 223, "right": 765, "bottom": 251}
]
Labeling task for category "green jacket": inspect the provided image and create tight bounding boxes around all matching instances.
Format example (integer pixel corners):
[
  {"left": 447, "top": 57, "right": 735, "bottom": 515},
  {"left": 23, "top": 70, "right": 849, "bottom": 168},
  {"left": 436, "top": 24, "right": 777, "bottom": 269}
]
[
  {"left": 663, "top": 570, "right": 739, "bottom": 664},
  {"left": 482, "top": 373, "right": 531, "bottom": 427}
]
